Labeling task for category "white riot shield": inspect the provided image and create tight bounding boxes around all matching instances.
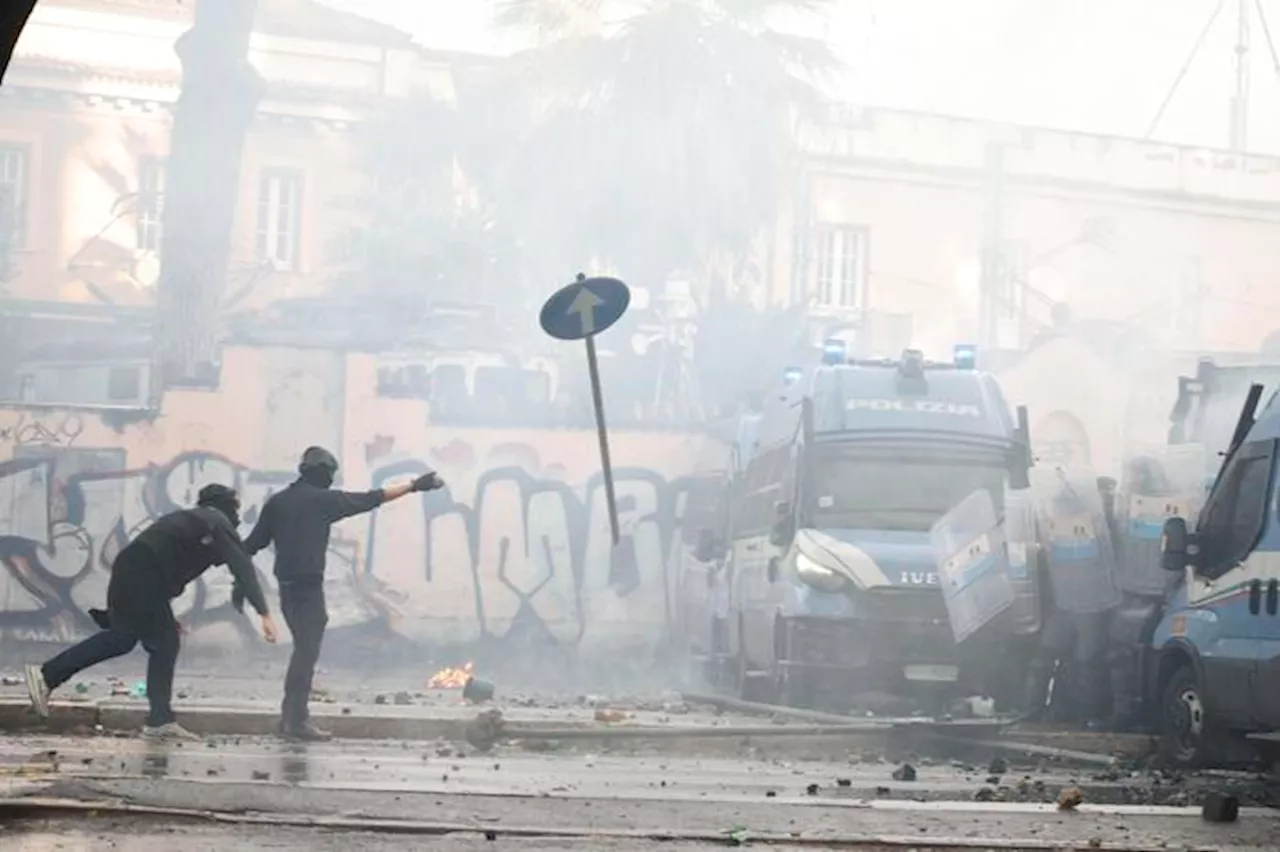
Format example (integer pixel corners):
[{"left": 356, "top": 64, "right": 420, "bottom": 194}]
[
  {"left": 1002, "top": 486, "right": 1042, "bottom": 635},
  {"left": 1030, "top": 468, "right": 1121, "bottom": 614},
  {"left": 1116, "top": 445, "right": 1207, "bottom": 597},
  {"left": 930, "top": 488, "right": 1013, "bottom": 643}
]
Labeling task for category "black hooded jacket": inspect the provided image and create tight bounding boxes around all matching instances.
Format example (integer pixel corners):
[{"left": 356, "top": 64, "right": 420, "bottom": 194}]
[
  {"left": 122, "top": 505, "right": 270, "bottom": 616},
  {"left": 243, "top": 480, "right": 384, "bottom": 584}
]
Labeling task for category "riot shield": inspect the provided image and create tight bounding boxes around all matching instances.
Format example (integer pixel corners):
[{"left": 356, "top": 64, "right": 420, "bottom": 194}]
[
  {"left": 930, "top": 488, "right": 1013, "bottom": 643},
  {"left": 1115, "top": 445, "right": 1207, "bottom": 597},
  {"left": 1030, "top": 468, "right": 1121, "bottom": 614},
  {"left": 1002, "top": 486, "right": 1042, "bottom": 635}
]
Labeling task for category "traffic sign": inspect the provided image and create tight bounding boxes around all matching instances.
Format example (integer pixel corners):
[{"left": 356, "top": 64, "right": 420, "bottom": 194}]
[
  {"left": 539, "top": 273, "right": 631, "bottom": 546},
  {"left": 539, "top": 274, "right": 631, "bottom": 341}
]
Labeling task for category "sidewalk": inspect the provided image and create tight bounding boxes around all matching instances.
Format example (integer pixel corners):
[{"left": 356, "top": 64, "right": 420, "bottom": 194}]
[{"left": 0, "top": 665, "right": 763, "bottom": 742}]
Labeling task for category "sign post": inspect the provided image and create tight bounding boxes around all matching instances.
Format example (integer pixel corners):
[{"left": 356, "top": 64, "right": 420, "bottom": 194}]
[{"left": 539, "top": 273, "right": 631, "bottom": 545}]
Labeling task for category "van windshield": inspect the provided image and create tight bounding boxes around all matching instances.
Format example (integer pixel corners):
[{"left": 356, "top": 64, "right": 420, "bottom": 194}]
[{"left": 807, "top": 453, "right": 1006, "bottom": 532}]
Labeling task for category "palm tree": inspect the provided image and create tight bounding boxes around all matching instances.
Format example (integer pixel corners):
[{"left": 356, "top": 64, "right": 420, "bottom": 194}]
[
  {"left": 491, "top": 0, "right": 840, "bottom": 292},
  {"left": 155, "top": 0, "right": 263, "bottom": 386}
]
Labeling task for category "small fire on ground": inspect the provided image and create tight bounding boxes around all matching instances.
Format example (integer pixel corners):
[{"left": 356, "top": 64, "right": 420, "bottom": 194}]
[{"left": 427, "top": 662, "right": 474, "bottom": 689}]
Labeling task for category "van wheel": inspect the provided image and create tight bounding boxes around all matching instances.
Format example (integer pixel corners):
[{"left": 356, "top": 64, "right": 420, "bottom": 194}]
[{"left": 1159, "top": 664, "right": 1222, "bottom": 768}]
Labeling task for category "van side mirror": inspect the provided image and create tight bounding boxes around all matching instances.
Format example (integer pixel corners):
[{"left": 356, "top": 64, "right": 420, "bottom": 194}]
[
  {"left": 769, "top": 501, "right": 795, "bottom": 548},
  {"left": 694, "top": 528, "right": 720, "bottom": 563},
  {"left": 1161, "top": 517, "right": 1193, "bottom": 573}
]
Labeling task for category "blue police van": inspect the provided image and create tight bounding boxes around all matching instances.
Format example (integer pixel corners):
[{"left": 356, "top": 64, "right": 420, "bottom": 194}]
[
  {"left": 1154, "top": 380, "right": 1280, "bottom": 766},
  {"left": 691, "top": 342, "right": 1036, "bottom": 709}
]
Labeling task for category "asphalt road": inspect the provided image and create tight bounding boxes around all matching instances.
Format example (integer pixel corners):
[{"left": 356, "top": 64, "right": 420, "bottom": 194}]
[{"left": 2, "top": 733, "right": 1278, "bottom": 850}]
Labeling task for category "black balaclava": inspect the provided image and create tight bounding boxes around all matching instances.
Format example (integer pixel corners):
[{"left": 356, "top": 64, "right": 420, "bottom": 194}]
[
  {"left": 197, "top": 483, "right": 242, "bottom": 527},
  {"left": 298, "top": 446, "right": 339, "bottom": 489}
]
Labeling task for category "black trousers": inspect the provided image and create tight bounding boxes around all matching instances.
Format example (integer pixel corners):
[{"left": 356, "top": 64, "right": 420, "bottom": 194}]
[
  {"left": 42, "top": 548, "right": 180, "bottom": 728},
  {"left": 279, "top": 580, "right": 327, "bottom": 728}
]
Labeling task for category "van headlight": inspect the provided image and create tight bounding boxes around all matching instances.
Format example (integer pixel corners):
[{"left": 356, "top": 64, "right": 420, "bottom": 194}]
[{"left": 795, "top": 552, "right": 846, "bottom": 592}]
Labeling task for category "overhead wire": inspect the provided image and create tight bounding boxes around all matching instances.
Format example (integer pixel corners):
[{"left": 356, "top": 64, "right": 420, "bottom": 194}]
[{"left": 1145, "top": 0, "right": 1229, "bottom": 139}]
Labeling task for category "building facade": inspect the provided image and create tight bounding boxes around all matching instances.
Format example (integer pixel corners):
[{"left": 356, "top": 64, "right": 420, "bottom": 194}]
[{"left": 780, "top": 105, "right": 1280, "bottom": 359}]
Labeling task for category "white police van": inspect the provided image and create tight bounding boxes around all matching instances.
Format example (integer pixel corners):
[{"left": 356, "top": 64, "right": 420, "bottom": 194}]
[{"left": 1154, "top": 383, "right": 1280, "bottom": 766}]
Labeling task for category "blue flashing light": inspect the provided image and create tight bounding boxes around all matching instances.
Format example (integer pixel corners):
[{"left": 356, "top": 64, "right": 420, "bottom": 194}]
[
  {"left": 821, "top": 338, "right": 846, "bottom": 366},
  {"left": 954, "top": 343, "right": 978, "bottom": 370},
  {"left": 783, "top": 367, "right": 804, "bottom": 386}
]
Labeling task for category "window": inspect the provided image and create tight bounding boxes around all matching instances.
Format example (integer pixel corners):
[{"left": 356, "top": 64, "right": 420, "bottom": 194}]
[
  {"left": 812, "top": 224, "right": 867, "bottom": 309},
  {"left": 995, "top": 240, "right": 1028, "bottom": 320},
  {"left": 107, "top": 366, "right": 142, "bottom": 402},
  {"left": 1199, "top": 440, "right": 1275, "bottom": 576},
  {"left": 0, "top": 145, "right": 28, "bottom": 250},
  {"left": 256, "top": 169, "right": 303, "bottom": 270},
  {"left": 136, "top": 157, "right": 166, "bottom": 253}
]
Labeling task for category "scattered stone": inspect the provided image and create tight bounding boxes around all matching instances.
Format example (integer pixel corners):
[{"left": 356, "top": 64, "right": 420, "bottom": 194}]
[
  {"left": 1201, "top": 792, "right": 1240, "bottom": 823},
  {"left": 484, "top": 830, "right": 497, "bottom": 842},
  {"left": 74, "top": 682, "right": 90, "bottom": 695},
  {"left": 892, "top": 764, "right": 917, "bottom": 782},
  {"left": 1088, "top": 837, "right": 1103, "bottom": 848},
  {"left": 251, "top": 770, "right": 270, "bottom": 781},
  {"left": 985, "top": 775, "right": 1001, "bottom": 785},
  {"left": 1, "top": 675, "right": 20, "bottom": 686},
  {"left": 765, "top": 790, "right": 777, "bottom": 798},
  {"left": 393, "top": 692, "right": 412, "bottom": 706},
  {"left": 835, "top": 778, "right": 852, "bottom": 788},
  {"left": 1057, "top": 787, "right": 1084, "bottom": 811},
  {"left": 341, "top": 707, "right": 352, "bottom": 716},
  {"left": 874, "top": 786, "right": 891, "bottom": 796},
  {"left": 987, "top": 757, "right": 1008, "bottom": 776},
  {"left": 805, "top": 783, "right": 819, "bottom": 796},
  {"left": 463, "top": 708, "right": 505, "bottom": 753},
  {"left": 374, "top": 694, "right": 388, "bottom": 705},
  {"left": 975, "top": 787, "right": 996, "bottom": 802}
]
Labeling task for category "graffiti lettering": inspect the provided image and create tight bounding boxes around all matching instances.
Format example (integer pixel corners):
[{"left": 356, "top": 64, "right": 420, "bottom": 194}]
[
  {"left": 0, "top": 442, "right": 706, "bottom": 654},
  {"left": 0, "top": 412, "right": 84, "bottom": 447}
]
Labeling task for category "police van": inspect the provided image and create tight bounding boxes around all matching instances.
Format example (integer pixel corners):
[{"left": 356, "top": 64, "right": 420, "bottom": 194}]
[
  {"left": 1154, "top": 382, "right": 1280, "bottom": 766},
  {"left": 695, "top": 342, "right": 1036, "bottom": 709}
]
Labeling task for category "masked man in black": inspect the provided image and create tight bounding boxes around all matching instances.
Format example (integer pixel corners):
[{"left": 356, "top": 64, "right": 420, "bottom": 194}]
[
  {"left": 25, "top": 484, "right": 276, "bottom": 740},
  {"left": 244, "top": 446, "right": 443, "bottom": 741}
]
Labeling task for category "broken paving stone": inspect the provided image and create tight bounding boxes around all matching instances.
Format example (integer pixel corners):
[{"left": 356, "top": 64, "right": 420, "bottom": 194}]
[
  {"left": 393, "top": 692, "right": 413, "bottom": 706},
  {"left": 1201, "top": 792, "right": 1240, "bottom": 823},
  {"left": 1057, "top": 787, "right": 1084, "bottom": 811},
  {"left": 251, "top": 770, "right": 271, "bottom": 781},
  {"left": 805, "top": 783, "right": 819, "bottom": 796},
  {"left": 463, "top": 709, "right": 505, "bottom": 753},
  {"left": 892, "top": 764, "right": 917, "bottom": 782},
  {"left": 987, "top": 757, "right": 1008, "bottom": 775},
  {"left": 374, "top": 694, "right": 388, "bottom": 705},
  {"left": 975, "top": 787, "right": 997, "bottom": 802}
]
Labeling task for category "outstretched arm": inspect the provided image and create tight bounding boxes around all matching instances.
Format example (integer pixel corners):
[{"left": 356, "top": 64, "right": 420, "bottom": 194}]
[{"left": 321, "top": 472, "right": 446, "bottom": 523}]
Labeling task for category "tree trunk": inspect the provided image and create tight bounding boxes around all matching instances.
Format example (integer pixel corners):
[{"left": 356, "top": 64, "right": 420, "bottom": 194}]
[
  {"left": 156, "top": 0, "right": 262, "bottom": 387},
  {"left": 0, "top": 0, "right": 38, "bottom": 84}
]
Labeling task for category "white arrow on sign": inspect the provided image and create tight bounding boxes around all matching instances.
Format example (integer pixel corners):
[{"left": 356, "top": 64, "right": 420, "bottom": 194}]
[{"left": 568, "top": 284, "right": 604, "bottom": 336}]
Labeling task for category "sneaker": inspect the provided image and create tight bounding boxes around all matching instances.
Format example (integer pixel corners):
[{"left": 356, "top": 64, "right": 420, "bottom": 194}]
[
  {"left": 141, "top": 722, "right": 199, "bottom": 741},
  {"left": 24, "top": 664, "right": 50, "bottom": 718},
  {"left": 280, "top": 722, "right": 332, "bottom": 743}
]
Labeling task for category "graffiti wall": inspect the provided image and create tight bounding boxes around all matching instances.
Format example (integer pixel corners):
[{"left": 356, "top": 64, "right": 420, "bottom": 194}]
[{"left": 0, "top": 389, "right": 722, "bottom": 655}]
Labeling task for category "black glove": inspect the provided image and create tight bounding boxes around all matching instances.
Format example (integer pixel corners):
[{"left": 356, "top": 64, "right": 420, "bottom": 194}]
[
  {"left": 231, "top": 585, "right": 246, "bottom": 614},
  {"left": 412, "top": 472, "right": 445, "bottom": 493}
]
